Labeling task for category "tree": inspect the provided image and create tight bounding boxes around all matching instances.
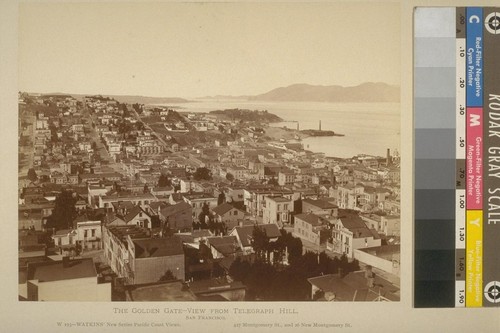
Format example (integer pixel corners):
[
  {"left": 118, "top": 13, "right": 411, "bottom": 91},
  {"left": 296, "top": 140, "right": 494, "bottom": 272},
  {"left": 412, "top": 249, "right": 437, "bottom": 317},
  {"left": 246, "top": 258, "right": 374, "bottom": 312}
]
[
  {"left": 225, "top": 172, "right": 234, "bottom": 182},
  {"left": 45, "top": 190, "right": 78, "bottom": 230},
  {"left": 49, "top": 123, "right": 59, "bottom": 143},
  {"left": 132, "top": 103, "right": 143, "bottom": 114},
  {"left": 198, "top": 203, "right": 211, "bottom": 228},
  {"left": 193, "top": 167, "right": 212, "bottom": 181},
  {"left": 27, "top": 168, "right": 37, "bottom": 182},
  {"left": 158, "top": 269, "right": 176, "bottom": 281},
  {"left": 217, "top": 192, "right": 225, "bottom": 205},
  {"left": 158, "top": 174, "right": 171, "bottom": 187},
  {"left": 268, "top": 177, "right": 279, "bottom": 186},
  {"left": 135, "top": 121, "right": 145, "bottom": 131},
  {"left": 252, "top": 226, "right": 269, "bottom": 261}
]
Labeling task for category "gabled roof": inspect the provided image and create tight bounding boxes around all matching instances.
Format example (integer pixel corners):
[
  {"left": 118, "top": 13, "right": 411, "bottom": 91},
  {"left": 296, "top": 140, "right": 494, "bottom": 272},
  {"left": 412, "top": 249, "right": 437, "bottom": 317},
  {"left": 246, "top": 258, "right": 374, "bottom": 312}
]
[
  {"left": 212, "top": 203, "right": 240, "bottom": 216},
  {"left": 192, "top": 229, "right": 213, "bottom": 238},
  {"left": 123, "top": 206, "right": 145, "bottom": 222},
  {"left": 339, "top": 215, "right": 366, "bottom": 229},
  {"left": 232, "top": 224, "right": 281, "bottom": 247},
  {"left": 148, "top": 201, "right": 168, "bottom": 212},
  {"left": 207, "top": 236, "right": 241, "bottom": 256},
  {"left": 338, "top": 215, "right": 374, "bottom": 238},
  {"left": 112, "top": 201, "right": 137, "bottom": 211},
  {"left": 295, "top": 213, "right": 328, "bottom": 227},
  {"left": 104, "top": 212, "right": 124, "bottom": 225},
  {"left": 159, "top": 202, "right": 192, "bottom": 217}
]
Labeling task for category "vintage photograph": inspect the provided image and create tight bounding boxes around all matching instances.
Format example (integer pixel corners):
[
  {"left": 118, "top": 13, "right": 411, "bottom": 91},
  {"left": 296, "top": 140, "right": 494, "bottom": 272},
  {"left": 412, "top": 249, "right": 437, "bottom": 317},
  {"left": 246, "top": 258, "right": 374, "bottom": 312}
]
[{"left": 17, "top": 2, "right": 400, "bottom": 302}]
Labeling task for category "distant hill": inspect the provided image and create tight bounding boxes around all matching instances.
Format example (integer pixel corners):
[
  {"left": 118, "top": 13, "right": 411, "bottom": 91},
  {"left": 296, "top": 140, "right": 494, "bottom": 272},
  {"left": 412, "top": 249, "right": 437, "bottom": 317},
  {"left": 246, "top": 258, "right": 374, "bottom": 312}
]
[
  {"left": 101, "top": 95, "right": 191, "bottom": 105},
  {"left": 65, "top": 93, "right": 191, "bottom": 104},
  {"left": 248, "top": 82, "right": 400, "bottom": 103}
]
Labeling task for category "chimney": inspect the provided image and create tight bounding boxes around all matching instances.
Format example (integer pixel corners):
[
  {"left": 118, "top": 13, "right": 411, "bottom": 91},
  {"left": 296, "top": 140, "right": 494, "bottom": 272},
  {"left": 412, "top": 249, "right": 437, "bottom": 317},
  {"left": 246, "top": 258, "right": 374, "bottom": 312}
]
[
  {"left": 62, "top": 256, "right": 70, "bottom": 268},
  {"left": 386, "top": 148, "right": 391, "bottom": 166},
  {"left": 319, "top": 120, "right": 321, "bottom": 131}
]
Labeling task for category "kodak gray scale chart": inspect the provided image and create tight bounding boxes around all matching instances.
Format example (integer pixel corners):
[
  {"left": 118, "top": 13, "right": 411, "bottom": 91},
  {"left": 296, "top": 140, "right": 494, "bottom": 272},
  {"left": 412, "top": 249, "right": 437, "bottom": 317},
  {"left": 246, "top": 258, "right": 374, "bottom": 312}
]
[{"left": 414, "top": 7, "right": 500, "bottom": 308}]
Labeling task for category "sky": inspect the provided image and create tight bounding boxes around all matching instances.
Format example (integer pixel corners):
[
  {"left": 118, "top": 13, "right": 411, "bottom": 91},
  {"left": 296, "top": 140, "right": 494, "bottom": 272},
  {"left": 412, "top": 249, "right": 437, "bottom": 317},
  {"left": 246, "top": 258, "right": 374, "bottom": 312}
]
[{"left": 19, "top": 2, "right": 400, "bottom": 98}]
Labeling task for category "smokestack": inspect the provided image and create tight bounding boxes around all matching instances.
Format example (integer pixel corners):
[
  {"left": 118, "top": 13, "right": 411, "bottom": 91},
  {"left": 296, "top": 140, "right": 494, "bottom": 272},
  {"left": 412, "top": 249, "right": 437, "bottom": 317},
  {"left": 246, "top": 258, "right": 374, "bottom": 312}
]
[
  {"left": 319, "top": 120, "right": 321, "bottom": 131},
  {"left": 386, "top": 148, "right": 391, "bottom": 166}
]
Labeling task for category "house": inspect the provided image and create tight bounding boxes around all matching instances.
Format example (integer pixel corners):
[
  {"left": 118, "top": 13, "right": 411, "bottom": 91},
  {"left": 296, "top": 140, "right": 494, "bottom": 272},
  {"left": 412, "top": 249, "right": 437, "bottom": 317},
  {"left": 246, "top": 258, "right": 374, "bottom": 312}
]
[
  {"left": 230, "top": 224, "right": 281, "bottom": 255},
  {"left": 151, "top": 186, "right": 175, "bottom": 197},
  {"left": 212, "top": 203, "right": 246, "bottom": 230},
  {"left": 121, "top": 206, "right": 153, "bottom": 229},
  {"left": 244, "top": 187, "right": 293, "bottom": 219},
  {"left": 128, "top": 236, "right": 185, "bottom": 285},
  {"left": 51, "top": 229, "right": 78, "bottom": 253},
  {"left": 206, "top": 236, "right": 241, "bottom": 259},
  {"left": 102, "top": 225, "right": 150, "bottom": 279},
  {"left": 331, "top": 214, "right": 382, "bottom": 258},
  {"left": 73, "top": 216, "right": 102, "bottom": 251},
  {"left": 307, "top": 267, "right": 399, "bottom": 301},
  {"left": 293, "top": 213, "right": 330, "bottom": 246},
  {"left": 336, "top": 184, "right": 365, "bottom": 210},
  {"left": 98, "top": 192, "right": 157, "bottom": 211},
  {"left": 159, "top": 202, "right": 193, "bottom": 233},
  {"left": 381, "top": 215, "right": 400, "bottom": 236},
  {"left": 102, "top": 225, "right": 185, "bottom": 284},
  {"left": 182, "top": 192, "right": 218, "bottom": 221},
  {"left": 263, "top": 196, "right": 293, "bottom": 227},
  {"left": 278, "top": 170, "right": 295, "bottom": 186},
  {"left": 24, "top": 257, "right": 111, "bottom": 301},
  {"left": 226, "top": 166, "right": 248, "bottom": 181},
  {"left": 104, "top": 212, "right": 126, "bottom": 226}
]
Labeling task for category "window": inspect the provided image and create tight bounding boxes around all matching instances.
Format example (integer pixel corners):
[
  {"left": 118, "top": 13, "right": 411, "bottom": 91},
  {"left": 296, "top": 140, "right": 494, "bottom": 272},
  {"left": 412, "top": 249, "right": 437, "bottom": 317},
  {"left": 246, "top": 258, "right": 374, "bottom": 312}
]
[
  {"left": 234, "top": 210, "right": 238, "bottom": 216},
  {"left": 84, "top": 230, "right": 88, "bottom": 238},
  {"left": 91, "top": 229, "right": 96, "bottom": 237}
]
